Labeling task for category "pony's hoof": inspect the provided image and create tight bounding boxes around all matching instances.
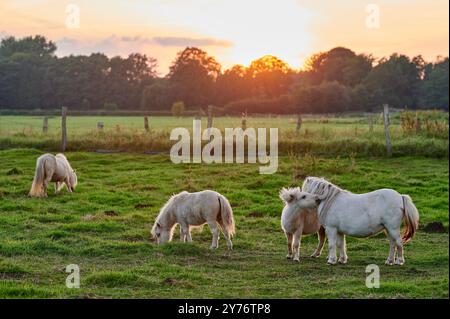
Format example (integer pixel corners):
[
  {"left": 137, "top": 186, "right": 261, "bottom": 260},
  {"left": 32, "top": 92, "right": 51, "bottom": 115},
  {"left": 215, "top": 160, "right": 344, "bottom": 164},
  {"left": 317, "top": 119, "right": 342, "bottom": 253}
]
[
  {"left": 385, "top": 259, "right": 394, "bottom": 266},
  {"left": 286, "top": 254, "right": 293, "bottom": 259},
  {"left": 311, "top": 252, "right": 321, "bottom": 258},
  {"left": 395, "top": 259, "right": 404, "bottom": 266},
  {"left": 210, "top": 245, "right": 218, "bottom": 250},
  {"left": 338, "top": 258, "right": 348, "bottom": 264},
  {"left": 327, "top": 258, "right": 337, "bottom": 265},
  {"left": 293, "top": 257, "right": 300, "bottom": 262}
]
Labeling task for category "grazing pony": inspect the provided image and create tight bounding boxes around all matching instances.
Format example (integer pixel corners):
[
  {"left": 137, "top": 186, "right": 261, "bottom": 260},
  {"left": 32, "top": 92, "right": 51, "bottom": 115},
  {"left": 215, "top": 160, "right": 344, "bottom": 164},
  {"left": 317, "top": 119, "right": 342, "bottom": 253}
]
[
  {"left": 29, "top": 153, "right": 78, "bottom": 198},
  {"left": 279, "top": 188, "right": 325, "bottom": 262},
  {"left": 151, "top": 190, "right": 235, "bottom": 250},
  {"left": 302, "top": 177, "right": 419, "bottom": 265}
]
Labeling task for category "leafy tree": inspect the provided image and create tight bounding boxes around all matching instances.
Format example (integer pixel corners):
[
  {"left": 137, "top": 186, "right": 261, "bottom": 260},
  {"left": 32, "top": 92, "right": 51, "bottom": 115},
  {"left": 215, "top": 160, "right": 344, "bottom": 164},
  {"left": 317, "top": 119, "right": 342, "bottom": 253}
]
[
  {"left": 420, "top": 57, "right": 449, "bottom": 110},
  {"left": 0, "top": 35, "right": 56, "bottom": 58},
  {"left": 141, "top": 79, "right": 175, "bottom": 110},
  {"left": 215, "top": 65, "right": 252, "bottom": 106},
  {"left": 247, "top": 55, "right": 293, "bottom": 97},
  {"left": 168, "top": 47, "right": 221, "bottom": 109},
  {"left": 363, "top": 54, "right": 425, "bottom": 108},
  {"left": 293, "top": 81, "right": 350, "bottom": 113},
  {"left": 303, "top": 47, "right": 373, "bottom": 87},
  {"left": 171, "top": 101, "right": 185, "bottom": 116}
]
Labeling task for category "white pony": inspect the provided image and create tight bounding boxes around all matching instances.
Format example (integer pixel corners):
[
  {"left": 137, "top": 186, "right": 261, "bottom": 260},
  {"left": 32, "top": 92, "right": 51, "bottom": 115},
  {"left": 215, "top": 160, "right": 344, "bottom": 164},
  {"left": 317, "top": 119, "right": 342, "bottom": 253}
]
[
  {"left": 302, "top": 177, "right": 420, "bottom": 265},
  {"left": 29, "top": 153, "right": 78, "bottom": 198},
  {"left": 151, "top": 190, "right": 235, "bottom": 250},
  {"left": 279, "top": 188, "right": 325, "bottom": 262}
]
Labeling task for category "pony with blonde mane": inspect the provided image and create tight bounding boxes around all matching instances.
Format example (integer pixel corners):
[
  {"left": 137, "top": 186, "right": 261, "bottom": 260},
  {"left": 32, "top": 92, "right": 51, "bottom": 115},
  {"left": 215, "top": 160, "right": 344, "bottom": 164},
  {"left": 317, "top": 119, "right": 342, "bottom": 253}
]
[
  {"left": 151, "top": 190, "right": 235, "bottom": 250},
  {"left": 279, "top": 187, "right": 325, "bottom": 262},
  {"left": 29, "top": 153, "right": 78, "bottom": 198},
  {"left": 302, "top": 177, "right": 419, "bottom": 265}
]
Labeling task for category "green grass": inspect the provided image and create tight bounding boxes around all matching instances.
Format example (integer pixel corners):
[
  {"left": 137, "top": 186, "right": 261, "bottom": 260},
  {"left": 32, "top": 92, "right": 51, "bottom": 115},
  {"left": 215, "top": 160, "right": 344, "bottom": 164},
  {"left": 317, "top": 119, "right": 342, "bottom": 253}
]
[
  {"left": 0, "top": 149, "right": 448, "bottom": 298},
  {"left": 0, "top": 115, "right": 448, "bottom": 157}
]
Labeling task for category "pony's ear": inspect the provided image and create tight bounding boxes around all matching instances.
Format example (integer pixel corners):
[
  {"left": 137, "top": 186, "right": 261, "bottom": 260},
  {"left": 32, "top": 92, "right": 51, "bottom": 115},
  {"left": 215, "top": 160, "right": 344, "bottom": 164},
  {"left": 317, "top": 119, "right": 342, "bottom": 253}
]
[{"left": 279, "top": 188, "right": 296, "bottom": 203}]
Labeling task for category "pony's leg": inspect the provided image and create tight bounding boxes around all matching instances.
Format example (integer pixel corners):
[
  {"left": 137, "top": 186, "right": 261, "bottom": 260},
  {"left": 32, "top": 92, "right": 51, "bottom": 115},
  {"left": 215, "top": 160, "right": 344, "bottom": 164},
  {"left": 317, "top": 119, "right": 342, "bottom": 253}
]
[
  {"left": 385, "top": 233, "right": 396, "bottom": 266},
  {"left": 285, "top": 232, "right": 293, "bottom": 259},
  {"left": 326, "top": 227, "right": 338, "bottom": 265},
  {"left": 337, "top": 233, "right": 348, "bottom": 264},
  {"left": 292, "top": 229, "right": 303, "bottom": 262},
  {"left": 180, "top": 227, "right": 187, "bottom": 242},
  {"left": 180, "top": 224, "right": 191, "bottom": 243},
  {"left": 43, "top": 174, "right": 52, "bottom": 198},
  {"left": 311, "top": 226, "right": 326, "bottom": 258},
  {"left": 55, "top": 181, "right": 64, "bottom": 194},
  {"left": 186, "top": 227, "right": 193, "bottom": 243},
  {"left": 394, "top": 237, "right": 404, "bottom": 266},
  {"left": 386, "top": 228, "right": 404, "bottom": 265},
  {"left": 220, "top": 224, "right": 233, "bottom": 250},
  {"left": 208, "top": 221, "right": 219, "bottom": 249}
]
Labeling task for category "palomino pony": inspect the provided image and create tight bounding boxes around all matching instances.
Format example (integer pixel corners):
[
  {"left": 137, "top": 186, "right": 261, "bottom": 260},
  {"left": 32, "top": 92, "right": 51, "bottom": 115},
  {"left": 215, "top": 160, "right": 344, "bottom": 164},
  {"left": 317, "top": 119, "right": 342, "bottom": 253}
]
[
  {"left": 302, "top": 177, "right": 420, "bottom": 265},
  {"left": 29, "top": 153, "right": 78, "bottom": 198},
  {"left": 279, "top": 187, "right": 325, "bottom": 262},
  {"left": 151, "top": 190, "right": 235, "bottom": 249}
]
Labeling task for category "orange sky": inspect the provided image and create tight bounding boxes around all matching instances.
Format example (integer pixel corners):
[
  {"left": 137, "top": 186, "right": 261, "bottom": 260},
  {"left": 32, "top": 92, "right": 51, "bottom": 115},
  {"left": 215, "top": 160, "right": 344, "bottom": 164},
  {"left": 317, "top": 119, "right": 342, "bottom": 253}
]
[{"left": 0, "top": 0, "right": 448, "bottom": 74}]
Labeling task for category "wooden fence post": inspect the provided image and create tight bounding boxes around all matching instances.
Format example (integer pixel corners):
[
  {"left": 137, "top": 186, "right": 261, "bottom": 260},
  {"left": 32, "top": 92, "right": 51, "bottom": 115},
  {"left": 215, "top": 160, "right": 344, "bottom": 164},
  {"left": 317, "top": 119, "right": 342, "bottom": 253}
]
[
  {"left": 207, "top": 105, "right": 213, "bottom": 130},
  {"left": 241, "top": 112, "right": 247, "bottom": 130},
  {"left": 383, "top": 104, "right": 392, "bottom": 157},
  {"left": 296, "top": 113, "right": 302, "bottom": 132},
  {"left": 368, "top": 114, "right": 373, "bottom": 133},
  {"left": 144, "top": 116, "right": 149, "bottom": 132},
  {"left": 43, "top": 117, "right": 48, "bottom": 134},
  {"left": 61, "top": 107, "right": 67, "bottom": 152}
]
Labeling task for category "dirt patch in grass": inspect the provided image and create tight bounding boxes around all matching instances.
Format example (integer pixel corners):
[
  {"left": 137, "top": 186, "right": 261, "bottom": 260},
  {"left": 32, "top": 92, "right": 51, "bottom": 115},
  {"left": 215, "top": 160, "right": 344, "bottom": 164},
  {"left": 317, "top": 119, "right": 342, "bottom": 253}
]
[
  {"left": 423, "top": 222, "right": 447, "bottom": 233},
  {"left": 104, "top": 210, "right": 119, "bottom": 217},
  {"left": 247, "top": 211, "right": 264, "bottom": 218},
  {"left": 6, "top": 168, "right": 22, "bottom": 175},
  {"left": 134, "top": 203, "right": 152, "bottom": 209}
]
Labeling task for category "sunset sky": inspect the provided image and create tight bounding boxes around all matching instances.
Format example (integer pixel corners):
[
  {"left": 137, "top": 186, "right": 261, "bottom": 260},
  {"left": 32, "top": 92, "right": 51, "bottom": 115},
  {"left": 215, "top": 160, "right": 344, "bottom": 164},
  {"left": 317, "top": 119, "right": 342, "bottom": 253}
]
[{"left": 0, "top": 0, "right": 448, "bottom": 74}]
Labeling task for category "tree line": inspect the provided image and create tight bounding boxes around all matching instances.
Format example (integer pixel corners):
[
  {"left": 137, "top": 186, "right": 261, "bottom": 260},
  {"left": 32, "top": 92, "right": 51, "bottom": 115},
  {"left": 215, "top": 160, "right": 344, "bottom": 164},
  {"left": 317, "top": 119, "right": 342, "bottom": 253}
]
[{"left": 0, "top": 35, "right": 448, "bottom": 114}]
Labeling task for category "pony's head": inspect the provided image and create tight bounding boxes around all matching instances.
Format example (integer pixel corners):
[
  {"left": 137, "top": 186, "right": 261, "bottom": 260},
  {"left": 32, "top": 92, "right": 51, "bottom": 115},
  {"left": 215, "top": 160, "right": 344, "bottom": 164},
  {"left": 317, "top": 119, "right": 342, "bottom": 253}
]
[
  {"left": 151, "top": 194, "right": 180, "bottom": 244},
  {"left": 279, "top": 187, "right": 321, "bottom": 210},
  {"left": 69, "top": 169, "right": 78, "bottom": 191},
  {"left": 151, "top": 221, "right": 173, "bottom": 244}
]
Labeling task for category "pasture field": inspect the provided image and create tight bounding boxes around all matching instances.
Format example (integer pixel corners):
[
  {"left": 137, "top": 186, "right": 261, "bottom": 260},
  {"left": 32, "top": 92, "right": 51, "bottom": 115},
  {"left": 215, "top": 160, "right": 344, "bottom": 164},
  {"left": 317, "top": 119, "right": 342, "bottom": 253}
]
[
  {"left": 0, "top": 114, "right": 448, "bottom": 157},
  {"left": 0, "top": 148, "right": 448, "bottom": 298}
]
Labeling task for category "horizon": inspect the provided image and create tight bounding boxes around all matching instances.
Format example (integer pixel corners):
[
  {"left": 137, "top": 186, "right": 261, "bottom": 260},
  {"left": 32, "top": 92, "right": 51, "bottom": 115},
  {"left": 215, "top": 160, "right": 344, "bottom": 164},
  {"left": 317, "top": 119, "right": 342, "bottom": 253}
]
[{"left": 0, "top": 0, "right": 448, "bottom": 75}]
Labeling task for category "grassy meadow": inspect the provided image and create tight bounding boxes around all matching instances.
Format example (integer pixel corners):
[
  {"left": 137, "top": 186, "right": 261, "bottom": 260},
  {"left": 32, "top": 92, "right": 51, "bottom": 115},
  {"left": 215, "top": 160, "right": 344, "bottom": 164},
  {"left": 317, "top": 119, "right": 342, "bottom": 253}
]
[
  {"left": 0, "top": 113, "right": 448, "bottom": 158},
  {"left": 0, "top": 147, "right": 448, "bottom": 298}
]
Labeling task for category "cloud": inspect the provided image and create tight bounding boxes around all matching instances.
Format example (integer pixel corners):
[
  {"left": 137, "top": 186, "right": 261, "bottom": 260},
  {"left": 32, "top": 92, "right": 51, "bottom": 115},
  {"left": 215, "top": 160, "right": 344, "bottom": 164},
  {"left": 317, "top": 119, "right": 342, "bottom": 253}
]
[
  {"left": 55, "top": 35, "right": 232, "bottom": 56},
  {"left": 153, "top": 36, "right": 232, "bottom": 47}
]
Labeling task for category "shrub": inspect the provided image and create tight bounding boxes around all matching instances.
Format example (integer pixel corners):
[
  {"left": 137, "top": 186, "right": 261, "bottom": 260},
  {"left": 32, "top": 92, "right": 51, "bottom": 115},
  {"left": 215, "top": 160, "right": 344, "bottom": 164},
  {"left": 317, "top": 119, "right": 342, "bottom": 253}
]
[
  {"left": 224, "top": 95, "right": 293, "bottom": 115},
  {"left": 103, "top": 101, "right": 118, "bottom": 111},
  {"left": 171, "top": 101, "right": 185, "bottom": 117}
]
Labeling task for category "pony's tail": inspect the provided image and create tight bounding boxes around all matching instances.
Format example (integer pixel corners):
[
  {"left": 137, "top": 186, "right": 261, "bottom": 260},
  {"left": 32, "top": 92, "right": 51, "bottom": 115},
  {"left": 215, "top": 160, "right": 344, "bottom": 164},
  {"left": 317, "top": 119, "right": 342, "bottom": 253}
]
[
  {"left": 29, "top": 158, "right": 45, "bottom": 198},
  {"left": 401, "top": 195, "right": 420, "bottom": 244},
  {"left": 219, "top": 195, "right": 235, "bottom": 237}
]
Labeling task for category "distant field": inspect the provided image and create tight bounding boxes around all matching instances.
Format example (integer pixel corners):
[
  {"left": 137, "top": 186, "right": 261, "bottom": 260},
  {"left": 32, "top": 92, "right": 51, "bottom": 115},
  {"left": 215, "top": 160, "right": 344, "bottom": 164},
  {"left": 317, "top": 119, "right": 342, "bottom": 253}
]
[
  {"left": 0, "top": 114, "right": 448, "bottom": 157},
  {"left": 0, "top": 149, "right": 448, "bottom": 298}
]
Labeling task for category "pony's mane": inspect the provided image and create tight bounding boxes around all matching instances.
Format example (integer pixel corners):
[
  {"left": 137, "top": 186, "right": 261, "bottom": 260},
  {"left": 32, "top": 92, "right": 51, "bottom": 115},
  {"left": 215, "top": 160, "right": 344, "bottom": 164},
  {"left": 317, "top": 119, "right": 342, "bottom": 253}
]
[
  {"left": 151, "top": 191, "right": 188, "bottom": 235},
  {"left": 301, "top": 177, "right": 348, "bottom": 199},
  {"left": 301, "top": 177, "right": 349, "bottom": 222}
]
